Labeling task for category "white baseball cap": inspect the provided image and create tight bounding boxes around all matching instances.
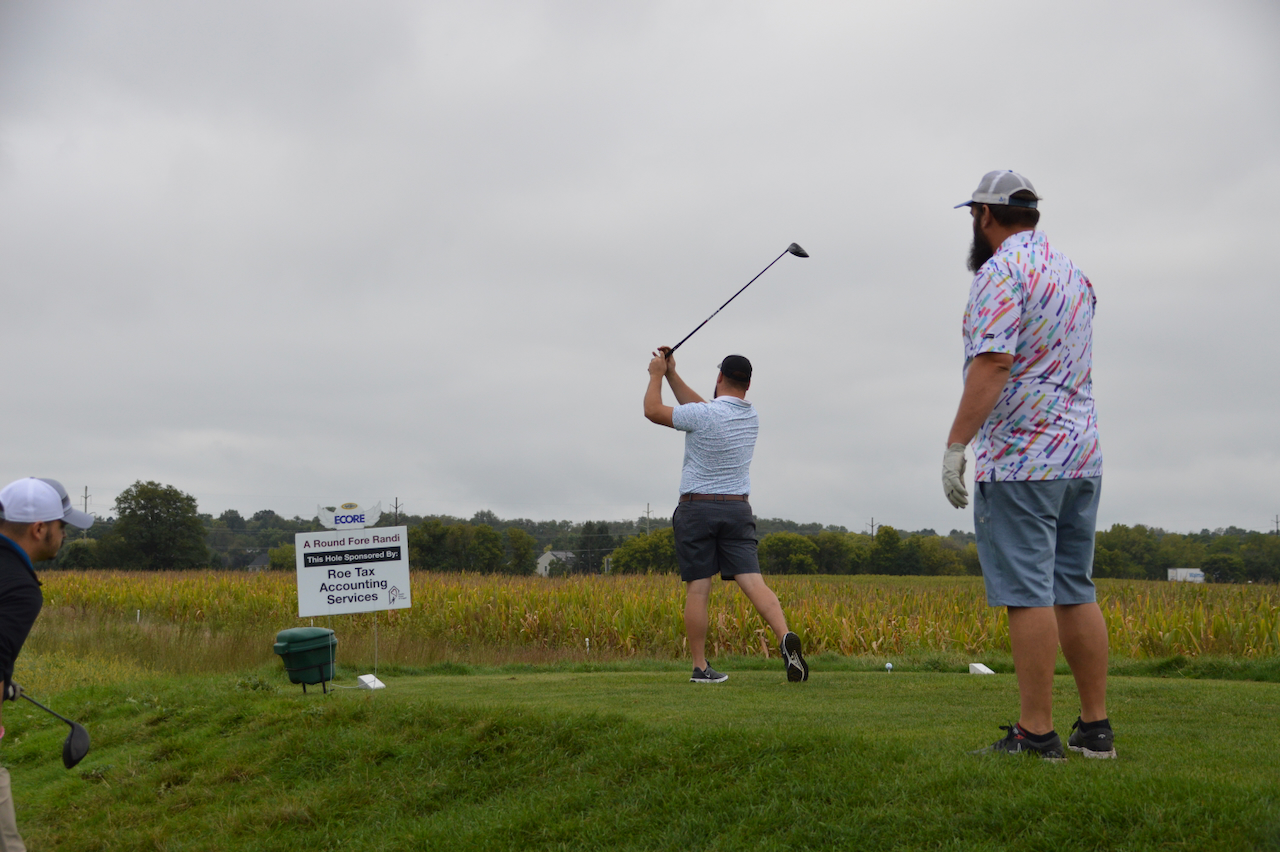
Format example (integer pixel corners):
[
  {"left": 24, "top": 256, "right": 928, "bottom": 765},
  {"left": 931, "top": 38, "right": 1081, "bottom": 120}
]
[
  {"left": 0, "top": 478, "right": 95, "bottom": 528},
  {"left": 956, "top": 170, "right": 1040, "bottom": 209}
]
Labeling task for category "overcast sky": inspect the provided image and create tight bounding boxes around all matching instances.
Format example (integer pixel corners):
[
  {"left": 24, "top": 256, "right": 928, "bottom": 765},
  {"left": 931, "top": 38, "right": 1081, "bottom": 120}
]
[{"left": 2, "top": 1, "right": 1278, "bottom": 535}]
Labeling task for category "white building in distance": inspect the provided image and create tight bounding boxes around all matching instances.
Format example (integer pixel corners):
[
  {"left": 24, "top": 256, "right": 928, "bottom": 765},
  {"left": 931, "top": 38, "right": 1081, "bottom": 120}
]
[{"left": 535, "top": 550, "right": 575, "bottom": 578}]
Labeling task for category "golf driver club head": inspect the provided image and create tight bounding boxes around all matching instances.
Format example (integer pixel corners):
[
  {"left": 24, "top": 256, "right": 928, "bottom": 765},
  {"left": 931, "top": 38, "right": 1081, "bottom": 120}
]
[
  {"left": 787, "top": 242, "right": 809, "bottom": 258},
  {"left": 63, "top": 722, "right": 90, "bottom": 769},
  {"left": 14, "top": 688, "right": 91, "bottom": 770}
]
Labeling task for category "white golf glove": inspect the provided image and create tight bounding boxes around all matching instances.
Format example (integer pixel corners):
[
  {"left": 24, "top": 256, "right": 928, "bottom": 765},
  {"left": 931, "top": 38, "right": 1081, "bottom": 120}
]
[{"left": 942, "top": 443, "right": 969, "bottom": 509}]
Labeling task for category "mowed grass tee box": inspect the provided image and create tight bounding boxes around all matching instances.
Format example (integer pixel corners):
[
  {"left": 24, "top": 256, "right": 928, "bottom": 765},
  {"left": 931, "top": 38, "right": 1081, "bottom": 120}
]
[{"left": 6, "top": 664, "right": 1280, "bottom": 851}]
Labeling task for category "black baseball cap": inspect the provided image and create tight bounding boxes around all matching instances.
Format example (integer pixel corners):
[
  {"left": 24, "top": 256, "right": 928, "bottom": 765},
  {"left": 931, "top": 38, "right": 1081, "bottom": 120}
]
[{"left": 719, "top": 355, "right": 752, "bottom": 383}]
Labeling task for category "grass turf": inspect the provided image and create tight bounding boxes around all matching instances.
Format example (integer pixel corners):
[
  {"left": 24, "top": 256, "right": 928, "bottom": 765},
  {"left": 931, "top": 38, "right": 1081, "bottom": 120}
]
[{"left": 5, "top": 664, "right": 1279, "bottom": 851}]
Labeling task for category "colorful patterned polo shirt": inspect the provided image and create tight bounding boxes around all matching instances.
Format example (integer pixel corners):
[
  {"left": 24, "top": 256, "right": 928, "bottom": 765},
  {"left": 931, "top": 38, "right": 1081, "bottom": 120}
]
[{"left": 963, "top": 229, "right": 1102, "bottom": 482}]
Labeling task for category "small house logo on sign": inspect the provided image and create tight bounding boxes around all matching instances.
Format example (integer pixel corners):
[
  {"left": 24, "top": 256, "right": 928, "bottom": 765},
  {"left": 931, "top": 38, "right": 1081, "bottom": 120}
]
[
  {"left": 389, "top": 586, "right": 407, "bottom": 603},
  {"left": 317, "top": 502, "right": 383, "bottom": 531}
]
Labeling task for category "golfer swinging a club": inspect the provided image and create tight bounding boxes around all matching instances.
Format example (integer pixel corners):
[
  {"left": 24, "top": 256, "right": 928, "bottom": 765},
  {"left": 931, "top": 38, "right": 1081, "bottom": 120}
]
[{"left": 645, "top": 348, "right": 808, "bottom": 684}]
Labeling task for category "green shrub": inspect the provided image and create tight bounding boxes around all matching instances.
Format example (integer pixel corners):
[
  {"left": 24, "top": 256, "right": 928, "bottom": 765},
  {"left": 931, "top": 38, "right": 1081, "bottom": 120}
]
[
  {"left": 759, "top": 532, "right": 819, "bottom": 574},
  {"left": 610, "top": 528, "right": 678, "bottom": 574},
  {"left": 267, "top": 544, "right": 295, "bottom": 571}
]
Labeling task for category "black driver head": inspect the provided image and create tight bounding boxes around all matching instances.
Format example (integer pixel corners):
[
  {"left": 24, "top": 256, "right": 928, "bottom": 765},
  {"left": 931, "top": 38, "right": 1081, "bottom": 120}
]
[
  {"left": 787, "top": 243, "right": 809, "bottom": 258},
  {"left": 63, "top": 722, "right": 90, "bottom": 769}
]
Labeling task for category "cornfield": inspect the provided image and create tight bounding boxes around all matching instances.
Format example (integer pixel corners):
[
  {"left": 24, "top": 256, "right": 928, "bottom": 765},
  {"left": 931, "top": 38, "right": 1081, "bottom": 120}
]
[{"left": 31, "top": 572, "right": 1279, "bottom": 670}]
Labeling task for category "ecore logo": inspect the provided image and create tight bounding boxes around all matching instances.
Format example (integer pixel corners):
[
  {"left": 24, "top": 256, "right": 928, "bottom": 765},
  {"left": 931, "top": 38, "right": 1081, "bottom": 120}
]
[{"left": 316, "top": 502, "right": 382, "bottom": 531}]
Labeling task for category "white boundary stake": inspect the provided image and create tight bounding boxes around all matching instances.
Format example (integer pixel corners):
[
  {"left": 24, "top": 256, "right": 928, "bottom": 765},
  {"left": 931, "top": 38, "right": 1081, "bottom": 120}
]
[{"left": 969, "top": 663, "right": 996, "bottom": 675}]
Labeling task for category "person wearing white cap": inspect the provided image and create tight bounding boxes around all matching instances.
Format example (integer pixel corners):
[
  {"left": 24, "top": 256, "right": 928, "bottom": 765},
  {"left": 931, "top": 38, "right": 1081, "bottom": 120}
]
[
  {"left": 943, "top": 172, "right": 1114, "bottom": 762},
  {"left": 0, "top": 477, "right": 94, "bottom": 850}
]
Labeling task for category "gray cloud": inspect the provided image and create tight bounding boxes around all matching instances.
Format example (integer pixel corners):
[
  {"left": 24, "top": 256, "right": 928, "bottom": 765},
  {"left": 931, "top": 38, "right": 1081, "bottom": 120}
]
[{"left": 2, "top": 1, "right": 1277, "bottom": 534}]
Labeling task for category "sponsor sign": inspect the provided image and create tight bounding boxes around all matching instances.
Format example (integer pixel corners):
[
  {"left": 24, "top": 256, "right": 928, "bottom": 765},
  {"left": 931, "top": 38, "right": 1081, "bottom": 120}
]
[{"left": 295, "top": 526, "right": 412, "bottom": 617}]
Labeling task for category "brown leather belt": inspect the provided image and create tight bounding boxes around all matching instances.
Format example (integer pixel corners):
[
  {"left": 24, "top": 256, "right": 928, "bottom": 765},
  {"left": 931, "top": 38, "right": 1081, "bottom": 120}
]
[{"left": 678, "top": 493, "right": 749, "bottom": 503}]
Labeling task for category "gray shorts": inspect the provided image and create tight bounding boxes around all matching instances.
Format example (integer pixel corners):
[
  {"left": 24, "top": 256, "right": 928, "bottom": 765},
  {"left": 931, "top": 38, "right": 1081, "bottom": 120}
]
[
  {"left": 672, "top": 499, "right": 761, "bottom": 583},
  {"left": 974, "top": 476, "right": 1102, "bottom": 608}
]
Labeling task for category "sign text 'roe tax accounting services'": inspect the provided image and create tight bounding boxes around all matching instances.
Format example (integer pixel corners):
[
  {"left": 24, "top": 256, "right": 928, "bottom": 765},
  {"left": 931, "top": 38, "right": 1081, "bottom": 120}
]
[{"left": 295, "top": 527, "right": 412, "bottom": 617}]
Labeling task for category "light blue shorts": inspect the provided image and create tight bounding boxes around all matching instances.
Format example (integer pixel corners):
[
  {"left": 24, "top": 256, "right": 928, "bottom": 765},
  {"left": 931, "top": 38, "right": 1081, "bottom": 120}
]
[{"left": 974, "top": 477, "right": 1101, "bottom": 608}]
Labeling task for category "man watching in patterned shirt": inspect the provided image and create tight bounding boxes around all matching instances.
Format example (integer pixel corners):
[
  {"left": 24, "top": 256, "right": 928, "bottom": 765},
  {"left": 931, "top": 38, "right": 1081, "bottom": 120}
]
[
  {"left": 645, "top": 347, "right": 808, "bottom": 685},
  {"left": 943, "top": 170, "right": 1115, "bottom": 761}
]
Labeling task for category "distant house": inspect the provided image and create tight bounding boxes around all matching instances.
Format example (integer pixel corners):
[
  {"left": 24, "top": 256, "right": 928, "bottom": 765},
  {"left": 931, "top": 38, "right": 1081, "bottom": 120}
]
[
  {"left": 1168, "top": 568, "right": 1205, "bottom": 583},
  {"left": 247, "top": 554, "right": 270, "bottom": 572},
  {"left": 535, "top": 550, "right": 575, "bottom": 578}
]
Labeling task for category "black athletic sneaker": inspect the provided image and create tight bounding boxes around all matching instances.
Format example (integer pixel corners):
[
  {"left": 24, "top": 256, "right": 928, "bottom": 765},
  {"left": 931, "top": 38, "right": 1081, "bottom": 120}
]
[
  {"left": 1068, "top": 718, "right": 1117, "bottom": 759},
  {"left": 971, "top": 723, "right": 1066, "bottom": 761},
  {"left": 690, "top": 665, "right": 728, "bottom": 684},
  {"left": 781, "top": 632, "right": 809, "bottom": 682}
]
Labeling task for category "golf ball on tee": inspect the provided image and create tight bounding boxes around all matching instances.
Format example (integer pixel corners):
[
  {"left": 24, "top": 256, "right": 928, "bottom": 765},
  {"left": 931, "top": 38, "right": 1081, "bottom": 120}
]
[{"left": 885, "top": 663, "right": 893, "bottom": 672}]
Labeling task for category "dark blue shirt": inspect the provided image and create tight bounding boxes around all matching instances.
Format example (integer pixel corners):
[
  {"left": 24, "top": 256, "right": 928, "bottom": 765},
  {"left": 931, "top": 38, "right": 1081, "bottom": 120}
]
[{"left": 0, "top": 534, "right": 44, "bottom": 687}]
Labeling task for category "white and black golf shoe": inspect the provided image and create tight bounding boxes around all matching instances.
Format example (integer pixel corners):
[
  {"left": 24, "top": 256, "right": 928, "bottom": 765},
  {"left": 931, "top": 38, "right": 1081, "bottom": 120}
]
[{"left": 781, "top": 632, "right": 809, "bottom": 682}]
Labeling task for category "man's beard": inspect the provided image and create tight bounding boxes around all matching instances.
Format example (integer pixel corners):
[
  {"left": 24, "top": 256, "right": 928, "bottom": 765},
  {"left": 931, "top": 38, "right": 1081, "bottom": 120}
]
[{"left": 966, "top": 214, "right": 994, "bottom": 273}]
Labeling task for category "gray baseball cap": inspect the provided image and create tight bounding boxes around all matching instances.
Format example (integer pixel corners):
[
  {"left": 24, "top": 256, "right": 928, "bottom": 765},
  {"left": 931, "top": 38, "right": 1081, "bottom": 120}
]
[{"left": 956, "top": 170, "right": 1040, "bottom": 209}]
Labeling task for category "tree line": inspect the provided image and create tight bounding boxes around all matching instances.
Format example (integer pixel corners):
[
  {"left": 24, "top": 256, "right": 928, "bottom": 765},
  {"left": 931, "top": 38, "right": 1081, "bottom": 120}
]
[
  {"left": 1093, "top": 524, "right": 1280, "bottom": 583},
  {"left": 607, "top": 526, "right": 979, "bottom": 576},
  {"left": 48, "top": 481, "right": 660, "bottom": 573},
  {"left": 42, "top": 481, "right": 1280, "bottom": 584}
]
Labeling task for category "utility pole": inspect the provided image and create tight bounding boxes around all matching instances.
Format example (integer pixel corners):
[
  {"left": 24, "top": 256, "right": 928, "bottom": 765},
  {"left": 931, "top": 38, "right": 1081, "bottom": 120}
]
[
  {"left": 644, "top": 503, "right": 652, "bottom": 536},
  {"left": 866, "top": 517, "right": 878, "bottom": 539},
  {"left": 82, "top": 486, "right": 92, "bottom": 539},
  {"left": 1274, "top": 514, "right": 1279, "bottom": 536},
  {"left": 391, "top": 497, "right": 402, "bottom": 525}
]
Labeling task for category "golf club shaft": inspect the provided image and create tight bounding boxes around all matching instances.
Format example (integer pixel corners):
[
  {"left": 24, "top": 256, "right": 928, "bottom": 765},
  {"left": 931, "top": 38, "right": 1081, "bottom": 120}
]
[
  {"left": 20, "top": 693, "right": 75, "bottom": 727},
  {"left": 666, "top": 247, "right": 791, "bottom": 356}
]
